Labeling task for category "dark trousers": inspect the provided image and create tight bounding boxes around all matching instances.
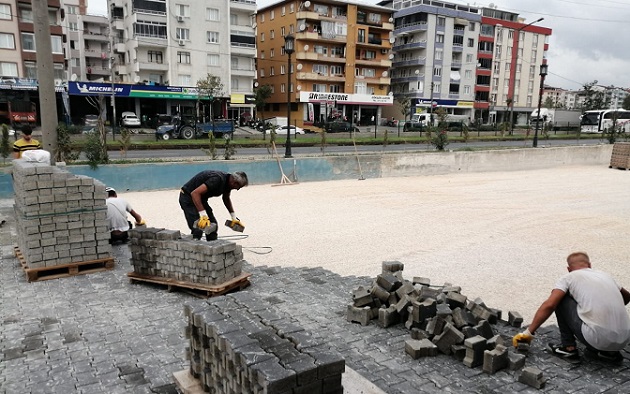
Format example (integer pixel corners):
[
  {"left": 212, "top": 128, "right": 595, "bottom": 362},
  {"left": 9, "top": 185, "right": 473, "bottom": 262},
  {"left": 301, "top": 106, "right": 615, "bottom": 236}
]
[
  {"left": 178, "top": 192, "right": 217, "bottom": 240},
  {"left": 110, "top": 221, "right": 132, "bottom": 244},
  {"left": 555, "top": 294, "right": 596, "bottom": 351}
]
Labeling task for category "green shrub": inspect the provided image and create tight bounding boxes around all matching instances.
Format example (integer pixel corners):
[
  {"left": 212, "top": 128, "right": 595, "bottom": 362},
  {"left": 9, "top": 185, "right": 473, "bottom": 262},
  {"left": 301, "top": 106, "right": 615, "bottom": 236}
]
[
  {"left": 56, "top": 123, "right": 80, "bottom": 163},
  {"left": 431, "top": 130, "right": 449, "bottom": 151},
  {"left": 84, "top": 132, "right": 108, "bottom": 169}
]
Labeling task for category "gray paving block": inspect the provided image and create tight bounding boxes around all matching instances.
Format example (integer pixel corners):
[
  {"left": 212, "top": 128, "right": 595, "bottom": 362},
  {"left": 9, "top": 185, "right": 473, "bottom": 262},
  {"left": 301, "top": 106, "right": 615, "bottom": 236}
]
[{"left": 519, "top": 366, "right": 546, "bottom": 389}]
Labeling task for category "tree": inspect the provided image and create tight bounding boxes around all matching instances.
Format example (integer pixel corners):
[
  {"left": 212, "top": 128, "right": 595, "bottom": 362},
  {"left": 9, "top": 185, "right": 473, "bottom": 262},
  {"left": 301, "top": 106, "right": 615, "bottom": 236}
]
[
  {"left": 254, "top": 85, "right": 273, "bottom": 140},
  {"left": 1, "top": 124, "right": 10, "bottom": 164},
  {"left": 196, "top": 73, "right": 225, "bottom": 124},
  {"left": 544, "top": 97, "right": 554, "bottom": 109},
  {"left": 396, "top": 96, "right": 412, "bottom": 122},
  {"left": 581, "top": 80, "right": 609, "bottom": 111},
  {"left": 84, "top": 94, "right": 108, "bottom": 165},
  {"left": 622, "top": 95, "right": 630, "bottom": 110}
]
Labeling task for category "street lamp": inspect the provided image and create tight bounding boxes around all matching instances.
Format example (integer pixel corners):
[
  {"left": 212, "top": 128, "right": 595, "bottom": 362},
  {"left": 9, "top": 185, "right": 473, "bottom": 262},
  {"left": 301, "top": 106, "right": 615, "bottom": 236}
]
[
  {"left": 533, "top": 63, "right": 548, "bottom": 148},
  {"left": 284, "top": 34, "right": 295, "bottom": 158},
  {"left": 507, "top": 17, "right": 544, "bottom": 135}
]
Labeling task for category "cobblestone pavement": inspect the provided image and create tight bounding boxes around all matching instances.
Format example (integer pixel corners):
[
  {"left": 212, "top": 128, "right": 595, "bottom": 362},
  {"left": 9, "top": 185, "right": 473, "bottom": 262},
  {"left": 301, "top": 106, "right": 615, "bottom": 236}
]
[{"left": 1, "top": 200, "right": 630, "bottom": 394}]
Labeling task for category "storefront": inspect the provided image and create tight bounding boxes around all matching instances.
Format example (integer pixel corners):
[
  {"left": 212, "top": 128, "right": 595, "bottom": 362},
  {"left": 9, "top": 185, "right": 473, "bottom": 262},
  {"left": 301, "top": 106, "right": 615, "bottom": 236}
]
[{"left": 299, "top": 92, "right": 394, "bottom": 127}]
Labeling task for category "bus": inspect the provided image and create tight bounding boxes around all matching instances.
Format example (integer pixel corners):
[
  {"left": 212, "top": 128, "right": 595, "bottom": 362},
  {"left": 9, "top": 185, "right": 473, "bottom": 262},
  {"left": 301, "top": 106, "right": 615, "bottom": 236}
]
[{"left": 580, "top": 109, "right": 630, "bottom": 134}]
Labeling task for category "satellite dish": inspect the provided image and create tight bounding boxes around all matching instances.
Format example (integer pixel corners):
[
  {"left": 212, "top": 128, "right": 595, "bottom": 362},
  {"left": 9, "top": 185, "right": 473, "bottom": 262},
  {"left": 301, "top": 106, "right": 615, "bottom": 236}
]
[
  {"left": 304, "top": 1, "right": 311, "bottom": 7},
  {"left": 297, "top": 85, "right": 302, "bottom": 91},
  {"left": 303, "top": 44, "right": 309, "bottom": 51},
  {"left": 134, "top": 76, "right": 140, "bottom": 83},
  {"left": 388, "top": 54, "right": 394, "bottom": 60},
  {"left": 70, "top": 73, "right": 77, "bottom": 82},
  {"left": 252, "top": 23, "right": 257, "bottom": 29},
  {"left": 489, "top": 3, "right": 494, "bottom": 8},
  {"left": 382, "top": 71, "right": 388, "bottom": 77},
  {"left": 389, "top": 37, "right": 395, "bottom": 44},
  {"left": 254, "top": 81, "right": 259, "bottom": 87},
  {"left": 388, "top": 17, "right": 393, "bottom": 23},
  {"left": 388, "top": 92, "right": 393, "bottom": 96},
  {"left": 299, "top": 24, "right": 306, "bottom": 31},
  {"left": 296, "top": 64, "right": 303, "bottom": 70}
]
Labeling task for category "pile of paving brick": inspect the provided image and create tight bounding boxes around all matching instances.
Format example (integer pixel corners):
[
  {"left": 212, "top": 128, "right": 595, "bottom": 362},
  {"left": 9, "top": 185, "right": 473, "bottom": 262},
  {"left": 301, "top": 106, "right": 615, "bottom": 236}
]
[
  {"left": 347, "top": 261, "right": 546, "bottom": 389},
  {"left": 12, "top": 160, "right": 112, "bottom": 268},
  {"left": 185, "top": 294, "right": 345, "bottom": 393},
  {"left": 128, "top": 227, "right": 243, "bottom": 285}
]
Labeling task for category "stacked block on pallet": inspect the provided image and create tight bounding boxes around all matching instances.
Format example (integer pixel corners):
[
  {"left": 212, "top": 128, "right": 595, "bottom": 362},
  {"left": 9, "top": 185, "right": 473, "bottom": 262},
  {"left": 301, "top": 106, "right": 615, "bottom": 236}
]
[
  {"left": 610, "top": 142, "right": 630, "bottom": 169},
  {"left": 12, "top": 160, "right": 112, "bottom": 268},
  {"left": 184, "top": 294, "right": 345, "bottom": 394},
  {"left": 129, "top": 227, "right": 243, "bottom": 285}
]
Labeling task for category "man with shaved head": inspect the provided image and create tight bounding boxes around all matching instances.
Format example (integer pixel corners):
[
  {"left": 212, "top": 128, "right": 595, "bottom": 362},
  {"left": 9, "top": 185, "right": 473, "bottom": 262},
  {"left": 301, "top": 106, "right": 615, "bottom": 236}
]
[{"left": 513, "top": 252, "right": 630, "bottom": 362}]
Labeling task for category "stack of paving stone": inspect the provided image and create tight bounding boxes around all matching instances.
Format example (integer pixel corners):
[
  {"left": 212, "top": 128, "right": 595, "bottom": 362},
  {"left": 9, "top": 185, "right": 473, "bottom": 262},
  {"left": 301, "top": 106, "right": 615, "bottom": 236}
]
[
  {"left": 347, "top": 261, "right": 537, "bottom": 382},
  {"left": 184, "top": 294, "right": 345, "bottom": 394},
  {"left": 129, "top": 227, "right": 243, "bottom": 285},
  {"left": 12, "top": 160, "right": 112, "bottom": 268}
]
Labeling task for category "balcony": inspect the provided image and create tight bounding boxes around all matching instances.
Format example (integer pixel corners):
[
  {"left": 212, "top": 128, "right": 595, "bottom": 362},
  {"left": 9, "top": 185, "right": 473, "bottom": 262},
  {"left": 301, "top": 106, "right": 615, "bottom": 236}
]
[
  {"left": 229, "top": 0, "right": 256, "bottom": 11},
  {"left": 115, "top": 43, "right": 126, "bottom": 53},
  {"left": 393, "top": 40, "right": 427, "bottom": 51},
  {"left": 355, "top": 58, "right": 391, "bottom": 67},
  {"left": 451, "top": 44, "right": 463, "bottom": 53},
  {"left": 138, "top": 62, "right": 169, "bottom": 72},
  {"left": 133, "top": 34, "right": 167, "bottom": 47},
  {"left": 230, "top": 42, "right": 256, "bottom": 56},
  {"left": 84, "top": 49, "right": 108, "bottom": 58},
  {"left": 231, "top": 67, "right": 255, "bottom": 77},
  {"left": 448, "top": 94, "right": 460, "bottom": 99},
  {"left": 85, "top": 66, "right": 110, "bottom": 77},
  {"left": 391, "top": 74, "right": 424, "bottom": 83},
  {"left": 356, "top": 39, "right": 385, "bottom": 48},
  {"left": 113, "top": 19, "right": 124, "bottom": 30},
  {"left": 394, "top": 21, "right": 428, "bottom": 35},
  {"left": 453, "top": 27, "right": 465, "bottom": 36},
  {"left": 392, "top": 57, "right": 426, "bottom": 67},
  {"left": 296, "top": 72, "right": 345, "bottom": 82},
  {"left": 296, "top": 10, "right": 323, "bottom": 21}
]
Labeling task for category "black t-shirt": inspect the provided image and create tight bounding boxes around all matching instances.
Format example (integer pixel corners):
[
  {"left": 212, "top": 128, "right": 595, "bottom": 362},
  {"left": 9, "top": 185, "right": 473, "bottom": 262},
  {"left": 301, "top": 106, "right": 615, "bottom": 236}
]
[{"left": 181, "top": 171, "right": 230, "bottom": 200}]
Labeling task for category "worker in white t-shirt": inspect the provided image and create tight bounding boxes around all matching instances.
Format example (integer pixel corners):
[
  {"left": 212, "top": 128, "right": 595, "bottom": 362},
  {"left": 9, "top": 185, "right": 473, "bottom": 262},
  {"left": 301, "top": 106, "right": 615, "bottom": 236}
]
[
  {"left": 513, "top": 252, "right": 630, "bottom": 363},
  {"left": 105, "top": 187, "right": 145, "bottom": 244}
]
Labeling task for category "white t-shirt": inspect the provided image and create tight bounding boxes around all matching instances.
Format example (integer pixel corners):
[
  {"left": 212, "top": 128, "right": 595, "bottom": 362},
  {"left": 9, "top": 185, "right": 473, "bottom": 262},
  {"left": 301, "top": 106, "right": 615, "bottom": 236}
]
[
  {"left": 554, "top": 268, "right": 630, "bottom": 351},
  {"left": 106, "top": 197, "right": 133, "bottom": 232}
]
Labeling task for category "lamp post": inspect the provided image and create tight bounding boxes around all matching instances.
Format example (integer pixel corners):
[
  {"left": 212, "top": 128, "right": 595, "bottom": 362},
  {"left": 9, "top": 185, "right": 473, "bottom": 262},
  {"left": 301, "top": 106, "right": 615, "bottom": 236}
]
[
  {"left": 533, "top": 63, "right": 548, "bottom": 148},
  {"left": 507, "top": 17, "right": 544, "bottom": 135},
  {"left": 284, "top": 34, "right": 295, "bottom": 158}
]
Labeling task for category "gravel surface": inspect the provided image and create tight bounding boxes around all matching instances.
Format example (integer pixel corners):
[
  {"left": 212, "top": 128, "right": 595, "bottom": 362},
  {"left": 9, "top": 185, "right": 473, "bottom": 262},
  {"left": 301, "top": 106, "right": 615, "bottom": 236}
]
[{"left": 121, "top": 164, "right": 630, "bottom": 326}]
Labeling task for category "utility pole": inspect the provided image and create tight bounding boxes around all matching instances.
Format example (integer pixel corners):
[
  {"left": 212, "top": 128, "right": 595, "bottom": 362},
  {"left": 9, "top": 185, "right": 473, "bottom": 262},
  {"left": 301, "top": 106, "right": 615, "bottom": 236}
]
[
  {"left": 110, "top": 31, "right": 117, "bottom": 140},
  {"left": 429, "top": 82, "right": 435, "bottom": 126},
  {"left": 32, "top": 0, "right": 58, "bottom": 164}
]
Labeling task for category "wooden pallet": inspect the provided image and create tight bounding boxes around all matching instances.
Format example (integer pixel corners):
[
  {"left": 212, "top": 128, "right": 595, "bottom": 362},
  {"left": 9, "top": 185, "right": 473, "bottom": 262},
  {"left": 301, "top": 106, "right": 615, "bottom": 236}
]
[
  {"left": 14, "top": 246, "right": 115, "bottom": 282},
  {"left": 173, "top": 370, "right": 204, "bottom": 394},
  {"left": 127, "top": 271, "right": 251, "bottom": 298}
]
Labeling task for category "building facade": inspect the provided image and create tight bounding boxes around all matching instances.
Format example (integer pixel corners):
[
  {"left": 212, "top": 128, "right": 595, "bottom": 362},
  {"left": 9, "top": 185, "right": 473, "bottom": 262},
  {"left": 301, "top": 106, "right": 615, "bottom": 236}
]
[
  {"left": 384, "top": 0, "right": 481, "bottom": 121},
  {"left": 65, "top": 10, "right": 110, "bottom": 82},
  {"left": 256, "top": 0, "right": 394, "bottom": 128}
]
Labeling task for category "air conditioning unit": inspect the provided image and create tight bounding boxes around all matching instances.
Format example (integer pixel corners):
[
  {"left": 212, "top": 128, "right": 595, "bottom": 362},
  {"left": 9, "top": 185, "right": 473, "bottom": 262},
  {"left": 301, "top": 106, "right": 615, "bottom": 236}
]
[
  {"left": 178, "top": 39, "right": 185, "bottom": 46},
  {"left": 381, "top": 48, "right": 389, "bottom": 54},
  {"left": 176, "top": 15, "right": 184, "bottom": 22}
]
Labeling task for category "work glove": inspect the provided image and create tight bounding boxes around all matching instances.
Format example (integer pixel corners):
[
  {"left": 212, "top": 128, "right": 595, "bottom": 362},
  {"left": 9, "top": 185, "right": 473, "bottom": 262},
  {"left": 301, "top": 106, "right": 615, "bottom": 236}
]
[
  {"left": 512, "top": 329, "right": 534, "bottom": 348},
  {"left": 194, "top": 212, "right": 211, "bottom": 230},
  {"left": 229, "top": 212, "right": 244, "bottom": 230},
  {"left": 135, "top": 219, "right": 146, "bottom": 226}
]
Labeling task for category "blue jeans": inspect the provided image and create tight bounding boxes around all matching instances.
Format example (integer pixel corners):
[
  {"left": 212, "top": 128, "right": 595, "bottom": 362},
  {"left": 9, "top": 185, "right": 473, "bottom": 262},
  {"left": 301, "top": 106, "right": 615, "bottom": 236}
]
[{"left": 555, "top": 294, "right": 596, "bottom": 351}]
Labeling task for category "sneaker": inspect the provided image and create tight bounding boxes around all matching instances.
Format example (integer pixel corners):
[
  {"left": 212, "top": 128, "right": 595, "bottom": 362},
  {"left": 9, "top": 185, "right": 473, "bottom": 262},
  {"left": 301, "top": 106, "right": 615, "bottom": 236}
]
[
  {"left": 596, "top": 350, "right": 623, "bottom": 363},
  {"left": 548, "top": 343, "right": 580, "bottom": 361}
]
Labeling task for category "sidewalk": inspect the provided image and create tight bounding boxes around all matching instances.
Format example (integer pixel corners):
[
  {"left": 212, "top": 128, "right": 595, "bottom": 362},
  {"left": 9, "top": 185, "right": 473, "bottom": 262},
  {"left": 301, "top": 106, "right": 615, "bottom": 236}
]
[{"left": 2, "top": 165, "right": 630, "bottom": 393}]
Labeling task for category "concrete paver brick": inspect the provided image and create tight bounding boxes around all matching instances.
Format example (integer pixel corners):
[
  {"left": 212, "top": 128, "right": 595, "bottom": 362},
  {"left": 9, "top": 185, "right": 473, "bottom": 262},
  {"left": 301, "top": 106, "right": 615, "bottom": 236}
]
[
  {"left": 518, "top": 366, "right": 546, "bottom": 389},
  {"left": 508, "top": 311, "right": 524, "bottom": 328},
  {"left": 405, "top": 339, "right": 438, "bottom": 359},
  {"left": 463, "top": 336, "right": 487, "bottom": 368},
  {"left": 482, "top": 344, "right": 509, "bottom": 374}
]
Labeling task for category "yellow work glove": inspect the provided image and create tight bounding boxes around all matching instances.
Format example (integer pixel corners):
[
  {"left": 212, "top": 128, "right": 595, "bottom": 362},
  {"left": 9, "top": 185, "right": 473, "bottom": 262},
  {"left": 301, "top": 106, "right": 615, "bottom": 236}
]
[
  {"left": 135, "top": 219, "right": 146, "bottom": 226},
  {"left": 512, "top": 329, "right": 534, "bottom": 348},
  {"left": 194, "top": 213, "right": 211, "bottom": 230}
]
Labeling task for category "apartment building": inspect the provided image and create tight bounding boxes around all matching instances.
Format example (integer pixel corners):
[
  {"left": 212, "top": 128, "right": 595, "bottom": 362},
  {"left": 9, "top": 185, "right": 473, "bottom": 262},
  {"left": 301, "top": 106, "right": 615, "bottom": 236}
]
[
  {"left": 256, "top": 0, "right": 394, "bottom": 128},
  {"left": 383, "top": 0, "right": 481, "bottom": 121},
  {"left": 108, "top": 0, "right": 256, "bottom": 119},
  {"left": 478, "top": 7, "right": 551, "bottom": 126},
  {"left": 65, "top": 7, "right": 110, "bottom": 82}
]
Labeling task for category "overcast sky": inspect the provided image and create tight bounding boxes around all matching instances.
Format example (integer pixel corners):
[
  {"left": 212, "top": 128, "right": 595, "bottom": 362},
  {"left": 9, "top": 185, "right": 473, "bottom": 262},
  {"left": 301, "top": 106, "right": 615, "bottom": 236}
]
[{"left": 88, "top": 0, "right": 630, "bottom": 90}]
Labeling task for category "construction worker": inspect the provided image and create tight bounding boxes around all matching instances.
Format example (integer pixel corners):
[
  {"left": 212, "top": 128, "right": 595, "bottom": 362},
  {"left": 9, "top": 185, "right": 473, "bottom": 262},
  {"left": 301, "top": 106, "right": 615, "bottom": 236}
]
[
  {"left": 105, "top": 187, "right": 145, "bottom": 244},
  {"left": 13, "top": 125, "right": 42, "bottom": 159},
  {"left": 513, "top": 252, "right": 630, "bottom": 362},
  {"left": 179, "top": 170, "right": 248, "bottom": 241}
]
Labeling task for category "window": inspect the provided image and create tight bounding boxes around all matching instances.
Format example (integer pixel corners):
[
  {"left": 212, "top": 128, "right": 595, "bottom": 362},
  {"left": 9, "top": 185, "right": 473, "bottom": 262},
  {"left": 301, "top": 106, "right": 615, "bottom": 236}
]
[
  {"left": 433, "top": 67, "right": 441, "bottom": 76},
  {"left": 53, "top": 63, "right": 64, "bottom": 79},
  {"left": 232, "top": 78, "right": 239, "bottom": 90},
  {"left": 280, "top": 64, "right": 285, "bottom": 74},
  {"left": 508, "top": 30, "right": 514, "bottom": 39},
  {"left": 313, "top": 84, "right": 326, "bottom": 92},
  {"left": 464, "top": 70, "right": 472, "bottom": 79},
  {"left": 433, "top": 83, "right": 441, "bottom": 93},
  {"left": 270, "top": 48, "right": 274, "bottom": 57},
  {"left": 280, "top": 83, "right": 285, "bottom": 93},
  {"left": 270, "top": 66, "right": 275, "bottom": 76},
  {"left": 24, "top": 61, "right": 36, "bottom": 78},
  {"left": 176, "top": 4, "right": 189, "bottom": 17},
  {"left": 178, "top": 75, "right": 191, "bottom": 86},
  {"left": 68, "top": 22, "right": 78, "bottom": 31},
  {"left": 134, "top": 21, "right": 167, "bottom": 38},
  {"left": 270, "top": 10, "right": 275, "bottom": 19},
  {"left": 493, "top": 61, "right": 500, "bottom": 73},
  {"left": 505, "top": 62, "right": 511, "bottom": 71},
  {"left": 468, "top": 38, "right": 474, "bottom": 47},
  {"left": 281, "top": 6, "right": 285, "bottom": 16},
  {"left": 51, "top": 36, "right": 62, "bottom": 53},
  {"left": 230, "top": 14, "right": 237, "bottom": 25},
  {"left": 260, "top": 51, "right": 265, "bottom": 59},
  {"left": 437, "top": 17, "right": 445, "bottom": 26},
  {"left": 364, "top": 50, "right": 376, "bottom": 59},
  {"left": 290, "top": 3, "right": 295, "bottom": 13},
  {"left": 504, "top": 78, "right": 510, "bottom": 89},
  {"left": 260, "top": 32, "right": 265, "bottom": 42},
  {"left": 67, "top": 5, "right": 78, "bottom": 14},
  {"left": 71, "top": 58, "right": 79, "bottom": 67},
  {"left": 21, "top": 33, "right": 35, "bottom": 51},
  {"left": 358, "top": 29, "right": 365, "bottom": 43},
  {"left": 207, "top": 54, "right": 219, "bottom": 66},
  {"left": 0, "top": 62, "right": 18, "bottom": 77},
  {"left": 464, "top": 85, "right": 471, "bottom": 94},
  {"left": 313, "top": 64, "right": 328, "bottom": 75},
  {"left": 177, "top": 51, "right": 191, "bottom": 64},
  {"left": 260, "top": 13, "right": 264, "bottom": 22},
  {"left": 362, "top": 68, "right": 375, "bottom": 77},
  {"left": 330, "top": 65, "right": 343, "bottom": 75},
  {"left": 507, "top": 46, "right": 512, "bottom": 55},
  {"left": 329, "top": 85, "right": 341, "bottom": 93},
  {"left": 469, "top": 22, "right": 475, "bottom": 31},
  {"left": 369, "top": 13, "right": 380, "bottom": 23},
  {"left": 0, "top": 4, "right": 10, "bottom": 20},
  {"left": 466, "top": 54, "right": 473, "bottom": 63},
  {"left": 270, "top": 30, "right": 275, "bottom": 39},
  {"left": 354, "top": 81, "right": 367, "bottom": 94},
  {"left": 281, "top": 27, "right": 285, "bottom": 36},
  {"left": 435, "top": 49, "right": 442, "bottom": 60},
  {"left": 176, "top": 28, "right": 189, "bottom": 40},
  {"left": 260, "top": 68, "right": 265, "bottom": 77},
  {"left": 206, "top": 8, "right": 219, "bottom": 21},
  {"left": 148, "top": 50, "right": 163, "bottom": 63},
  {"left": 0, "top": 33, "right": 14, "bottom": 49},
  {"left": 331, "top": 46, "right": 344, "bottom": 57},
  {"left": 314, "top": 45, "right": 327, "bottom": 55},
  {"left": 19, "top": 8, "right": 32, "bottom": 23},
  {"left": 495, "top": 45, "right": 501, "bottom": 56},
  {"left": 314, "top": 4, "right": 327, "bottom": 15},
  {"left": 436, "top": 34, "right": 444, "bottom": 43},
  {"left": 207, "top": 31, "right": 219, "bottom": 44}
]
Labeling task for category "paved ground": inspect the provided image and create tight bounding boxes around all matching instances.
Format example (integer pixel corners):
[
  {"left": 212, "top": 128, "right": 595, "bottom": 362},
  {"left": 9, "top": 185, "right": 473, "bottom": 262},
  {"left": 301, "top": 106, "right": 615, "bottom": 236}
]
[{"left": 2, "top": 165, "right": 630, "bottom": 393}]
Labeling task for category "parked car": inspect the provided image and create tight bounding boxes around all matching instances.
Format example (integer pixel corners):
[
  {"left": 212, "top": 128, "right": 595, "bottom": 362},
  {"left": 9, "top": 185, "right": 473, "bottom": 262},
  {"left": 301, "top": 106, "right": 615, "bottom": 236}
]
[
  {"left": 84, "top": 114, "right": 99, "bottom": 127},
  {"left": 324, "top": 121, "right": 359, "bottom": 133},
  {"left": 271, "top": 125, "right": 305, "bottom": 135},
  {"left": 121, "top": 112, "right": 141, "bottom": 128}
]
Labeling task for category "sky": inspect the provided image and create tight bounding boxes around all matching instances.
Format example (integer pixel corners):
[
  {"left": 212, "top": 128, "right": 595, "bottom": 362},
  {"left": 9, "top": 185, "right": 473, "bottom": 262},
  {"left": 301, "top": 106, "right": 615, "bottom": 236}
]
[{"left": 88, "top": 0, "right": 630, "bottom": 90}]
